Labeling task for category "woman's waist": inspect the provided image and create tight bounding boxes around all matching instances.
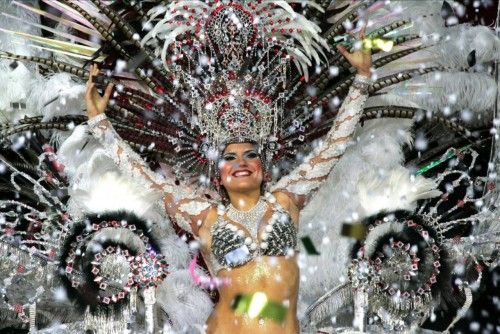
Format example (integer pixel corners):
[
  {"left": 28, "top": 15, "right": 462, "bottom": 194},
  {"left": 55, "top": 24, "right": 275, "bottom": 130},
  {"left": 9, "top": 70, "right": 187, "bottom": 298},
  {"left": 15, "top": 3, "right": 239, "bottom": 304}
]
[
  {"left": 216, "top": 256, "right": 299, "bottom": 288},
  {"left": 207, "top": 310, "right": 299, "bottom": 334},
  {"left": 208, "top": 293, "right": 299, "bottom": 334}
]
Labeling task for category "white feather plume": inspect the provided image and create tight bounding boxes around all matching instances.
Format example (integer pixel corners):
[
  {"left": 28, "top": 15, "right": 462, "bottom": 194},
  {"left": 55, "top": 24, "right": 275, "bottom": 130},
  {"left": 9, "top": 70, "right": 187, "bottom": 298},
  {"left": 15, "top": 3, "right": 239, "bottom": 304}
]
[
  {"left": 142, "top": 0, "right": 327, "bottom": 78},
  {"left": 27, "top": 73, "right": 86, "bottom": 122},
  {"left": 357, "top": 167, "right": 442, "bottom": 217},
  {"left": 0, "top": 1, "right": 45, "bottom": 121},
  {"left": 155, "top": 270, "right": 214, "bottom": 330},
  {"left": 298, "top": 118, "right": 422, "bottom": 306},
  {"left": 372, "top": 71, "right": 498, "bottom": 116}
]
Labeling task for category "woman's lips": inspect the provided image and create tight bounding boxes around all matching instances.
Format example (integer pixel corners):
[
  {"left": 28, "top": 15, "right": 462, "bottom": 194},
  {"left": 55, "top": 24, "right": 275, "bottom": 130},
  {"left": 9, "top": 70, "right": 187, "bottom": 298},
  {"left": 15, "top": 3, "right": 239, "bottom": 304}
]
[{"left": 232, "top": 170, "right": 252, "bottom": 177}]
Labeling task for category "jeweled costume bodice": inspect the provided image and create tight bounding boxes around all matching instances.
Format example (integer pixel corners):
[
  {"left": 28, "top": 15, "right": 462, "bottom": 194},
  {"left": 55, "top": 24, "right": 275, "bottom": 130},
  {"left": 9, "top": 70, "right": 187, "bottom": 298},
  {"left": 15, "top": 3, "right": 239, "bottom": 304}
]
[{"left": 209, "top": 194, "right": 297, "bottom": 273}]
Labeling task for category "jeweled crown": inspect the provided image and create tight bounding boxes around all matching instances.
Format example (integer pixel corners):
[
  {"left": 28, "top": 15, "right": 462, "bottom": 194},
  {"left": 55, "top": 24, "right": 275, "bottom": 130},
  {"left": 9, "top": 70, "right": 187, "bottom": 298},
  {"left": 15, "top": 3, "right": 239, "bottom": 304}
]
[{"left": 142, "top": 0, "right": 328, "bottom": 158}]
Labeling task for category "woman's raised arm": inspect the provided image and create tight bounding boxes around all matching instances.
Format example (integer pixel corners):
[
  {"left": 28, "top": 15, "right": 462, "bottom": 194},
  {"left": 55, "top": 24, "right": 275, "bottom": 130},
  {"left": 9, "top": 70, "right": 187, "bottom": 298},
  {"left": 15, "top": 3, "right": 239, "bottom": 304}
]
[
  {"left": 271, "top": 30, "right": 373, "bottom": 210},
  {"left": 85, "top": 64, "right": 211, "bottom": 235}
]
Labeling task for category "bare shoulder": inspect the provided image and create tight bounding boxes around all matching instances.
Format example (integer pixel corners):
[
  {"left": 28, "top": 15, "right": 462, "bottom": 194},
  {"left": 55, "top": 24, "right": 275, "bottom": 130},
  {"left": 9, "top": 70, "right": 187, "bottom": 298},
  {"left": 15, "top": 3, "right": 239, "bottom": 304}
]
[
  {"left": 272, "top": 191, "right": 293, "bottom": 209},
  {"left": 197, "top": 206, "right": 218, "bottom": 237},
  {"left": 272, "top": 191, "right": 300, "bottom": 226}
]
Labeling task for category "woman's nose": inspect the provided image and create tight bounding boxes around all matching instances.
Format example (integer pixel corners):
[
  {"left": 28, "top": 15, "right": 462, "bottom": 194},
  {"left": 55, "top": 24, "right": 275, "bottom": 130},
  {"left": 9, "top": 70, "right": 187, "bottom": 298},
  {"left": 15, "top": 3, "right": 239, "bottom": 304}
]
[{"left": 235, "top": 155, "right": 249, "bottom": 166}]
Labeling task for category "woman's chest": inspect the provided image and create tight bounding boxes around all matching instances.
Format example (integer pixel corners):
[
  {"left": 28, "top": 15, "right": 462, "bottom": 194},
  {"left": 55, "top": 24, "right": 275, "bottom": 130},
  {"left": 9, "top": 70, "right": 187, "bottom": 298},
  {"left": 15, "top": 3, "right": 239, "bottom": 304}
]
[{"left": 210, "top": 203, "right": 297, "bottom": 268}]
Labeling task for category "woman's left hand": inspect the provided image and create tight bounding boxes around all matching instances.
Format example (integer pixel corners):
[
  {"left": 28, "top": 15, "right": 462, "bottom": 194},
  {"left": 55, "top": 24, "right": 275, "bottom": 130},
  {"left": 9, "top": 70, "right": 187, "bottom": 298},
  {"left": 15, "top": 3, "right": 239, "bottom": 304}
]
[{"left": 336, "top": 27, "right": 372, "bottom": 77}]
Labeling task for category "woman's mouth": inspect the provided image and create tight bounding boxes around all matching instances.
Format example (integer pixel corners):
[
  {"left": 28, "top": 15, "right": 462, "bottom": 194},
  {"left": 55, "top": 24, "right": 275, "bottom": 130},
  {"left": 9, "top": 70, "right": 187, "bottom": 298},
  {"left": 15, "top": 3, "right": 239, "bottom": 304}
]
[{"left": 232, "top": 170, "right": 252, "bottom": 177}]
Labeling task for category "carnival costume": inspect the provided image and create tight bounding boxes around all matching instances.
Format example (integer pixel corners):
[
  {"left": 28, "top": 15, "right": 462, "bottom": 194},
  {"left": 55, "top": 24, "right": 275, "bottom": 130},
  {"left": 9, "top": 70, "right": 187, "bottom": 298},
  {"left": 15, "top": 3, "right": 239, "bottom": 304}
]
[{"left": 0, "top": 0, "right": 499, "bottom": 333}]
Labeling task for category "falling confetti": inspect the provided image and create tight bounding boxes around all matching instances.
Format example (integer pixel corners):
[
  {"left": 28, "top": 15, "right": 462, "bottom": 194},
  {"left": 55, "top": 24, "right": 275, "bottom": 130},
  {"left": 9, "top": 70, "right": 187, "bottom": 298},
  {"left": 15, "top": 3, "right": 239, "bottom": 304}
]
[
  {"left": 232, "top": 292, "right": 288, "bottom": 323},
  {"left": 301, "top": 236, "right": 320, "bottom": 255},
  {"left": 340, "top": 223, "right": 368, "bottom": 240}
]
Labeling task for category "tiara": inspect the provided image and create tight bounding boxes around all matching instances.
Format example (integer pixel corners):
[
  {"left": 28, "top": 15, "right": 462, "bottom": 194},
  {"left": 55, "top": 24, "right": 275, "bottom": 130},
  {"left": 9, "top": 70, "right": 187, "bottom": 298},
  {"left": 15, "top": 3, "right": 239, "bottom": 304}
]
[{"left": 141, "top": 1, "right": 328, "bottom": 158}]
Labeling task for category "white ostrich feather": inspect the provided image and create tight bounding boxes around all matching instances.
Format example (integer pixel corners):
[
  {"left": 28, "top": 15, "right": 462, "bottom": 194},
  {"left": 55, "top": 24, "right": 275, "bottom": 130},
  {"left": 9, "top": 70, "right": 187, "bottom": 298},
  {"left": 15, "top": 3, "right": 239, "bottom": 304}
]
[
  {"left": 0, "top": 62, "right": 34, "bottom": 121},
  {"left": 0, "top": 0, "right": 44, "bottom": 121},
  {"left": 427, "top": 25, "right": 500, "bottom": 67},
  {"left": 69, "top": 167, "right": 163, "bottom": 218},
  {"left": 142, "top": 0, "right": 327, "bottom": 78},
  {"left": 298, "top": 118, "right": 417, "bottom": 304},
  {"left": 155, "top": 270, "right": 213, "bottom": 331},
  {"left": 376, "top": 72, "right": 498, "bottom": 116},
  {"left": 376, "top": 25, "right": 500, "bottom": 78},
  {"left": 27, "top": 72, "right": 86, "bottom": 122},
  {"left": 157, "top": 235, "right": 193, "bottom": 270},
  {"left": 57, "top": 125, "right": 103, "bottom": 176},
  {"left": 357, "top": 167, "right": 442, "bottom": 217},
  {"left": 57, "top": 125, "right": 164, "bottom": 221}
]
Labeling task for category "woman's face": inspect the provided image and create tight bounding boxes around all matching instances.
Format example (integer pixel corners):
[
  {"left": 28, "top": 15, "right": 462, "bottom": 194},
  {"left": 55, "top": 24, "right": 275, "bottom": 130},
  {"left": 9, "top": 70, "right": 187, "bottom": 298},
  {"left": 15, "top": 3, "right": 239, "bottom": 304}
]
[{"left": 219, "top": 142, "right": 263, "bottom": 194}]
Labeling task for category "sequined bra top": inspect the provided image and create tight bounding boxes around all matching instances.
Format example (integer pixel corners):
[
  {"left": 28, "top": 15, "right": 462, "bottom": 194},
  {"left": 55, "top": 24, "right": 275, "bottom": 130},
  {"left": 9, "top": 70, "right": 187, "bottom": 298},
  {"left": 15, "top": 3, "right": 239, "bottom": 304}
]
[{"left": 208, "top": 193, "right": 297, "bottom": 273}]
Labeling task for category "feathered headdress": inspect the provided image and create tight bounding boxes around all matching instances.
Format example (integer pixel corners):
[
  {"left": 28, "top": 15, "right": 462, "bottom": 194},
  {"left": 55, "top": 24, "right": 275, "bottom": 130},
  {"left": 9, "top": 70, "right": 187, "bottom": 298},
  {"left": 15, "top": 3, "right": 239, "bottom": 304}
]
[{"left": 140, "top": 1, "right": 328, "bottom": 158}]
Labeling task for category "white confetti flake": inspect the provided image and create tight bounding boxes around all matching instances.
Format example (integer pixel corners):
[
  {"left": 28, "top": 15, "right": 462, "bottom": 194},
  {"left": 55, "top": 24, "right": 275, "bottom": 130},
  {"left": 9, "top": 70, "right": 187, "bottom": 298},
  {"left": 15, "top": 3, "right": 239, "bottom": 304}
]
[
  {"left": 415, "top": 134, "right": 428, "bottom": 151},
  {"left": 115, "top": 60, "right": 127, "bottom": 73},
  {"left": 328, "top": 66, "right": 339, "bottom": 77},
  {"left": 53, "top": 286, "right": 68, "bottom": 302}
]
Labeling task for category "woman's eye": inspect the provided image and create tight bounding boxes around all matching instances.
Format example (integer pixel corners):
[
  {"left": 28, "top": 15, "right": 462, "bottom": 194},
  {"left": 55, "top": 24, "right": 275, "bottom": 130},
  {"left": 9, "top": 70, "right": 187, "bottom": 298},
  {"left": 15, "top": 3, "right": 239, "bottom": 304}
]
[
  {"left": 223, "top": 155, "right": 236, "bottom": 161},
  {"left": 246, "top": 152, "right": 259, "bottom": 159}
]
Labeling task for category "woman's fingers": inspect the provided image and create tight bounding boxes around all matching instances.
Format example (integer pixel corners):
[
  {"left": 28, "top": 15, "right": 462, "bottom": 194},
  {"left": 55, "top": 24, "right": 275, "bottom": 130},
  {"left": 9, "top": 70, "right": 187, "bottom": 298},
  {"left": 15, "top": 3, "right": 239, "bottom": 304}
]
[
  {"left": 103, "top": 82, "right": 114, "bottom": 103},
  {"left": 85, "top": 82, "right": 95, "bottom": 98},
  {"left": 359, "top": 25, "right": 366, "bottom": 40},
  {"left": 336, "top": 44, "right": 350, "bottom": 58}
]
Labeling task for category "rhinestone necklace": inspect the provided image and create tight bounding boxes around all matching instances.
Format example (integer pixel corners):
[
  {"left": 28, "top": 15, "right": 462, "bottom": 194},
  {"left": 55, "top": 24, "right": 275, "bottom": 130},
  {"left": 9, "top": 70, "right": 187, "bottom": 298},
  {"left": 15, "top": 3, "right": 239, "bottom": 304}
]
[{"left": 226, "top": 197, "right": 268, "bottom": 239}]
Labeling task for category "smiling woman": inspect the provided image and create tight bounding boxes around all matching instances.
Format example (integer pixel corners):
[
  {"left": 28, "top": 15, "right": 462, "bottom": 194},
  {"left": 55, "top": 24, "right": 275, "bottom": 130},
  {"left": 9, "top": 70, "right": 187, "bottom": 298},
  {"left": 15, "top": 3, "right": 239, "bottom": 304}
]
[
  {"left": 86, "top": 34, "right": 371, "bottom": 331},
  {"left": 218, "top": 143, "right": 264, "bottom": 204}
]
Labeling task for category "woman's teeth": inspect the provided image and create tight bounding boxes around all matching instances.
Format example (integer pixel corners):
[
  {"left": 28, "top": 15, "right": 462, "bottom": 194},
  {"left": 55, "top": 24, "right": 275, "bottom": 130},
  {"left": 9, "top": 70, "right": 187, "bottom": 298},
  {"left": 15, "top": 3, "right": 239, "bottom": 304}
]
[{"left": 234, "top": 170, "right": 251, "bottom": 177}]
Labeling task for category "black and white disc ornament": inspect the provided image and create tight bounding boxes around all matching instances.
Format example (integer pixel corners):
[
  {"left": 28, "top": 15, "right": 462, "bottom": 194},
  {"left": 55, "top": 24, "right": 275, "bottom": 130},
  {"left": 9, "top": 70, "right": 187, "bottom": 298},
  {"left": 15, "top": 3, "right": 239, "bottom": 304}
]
[
  {"left": 348, "top": 212, "right": 448, "bottom": 329},
  {"left": 60, "top": 212, "right": 168, "bottom": 307}
]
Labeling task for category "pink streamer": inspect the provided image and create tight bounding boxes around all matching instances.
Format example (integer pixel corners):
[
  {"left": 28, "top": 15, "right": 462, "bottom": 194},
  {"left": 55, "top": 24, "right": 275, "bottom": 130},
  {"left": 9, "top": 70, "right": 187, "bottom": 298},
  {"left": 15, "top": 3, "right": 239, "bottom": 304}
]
[{"left": 189, "top": 254, "right": 230, "bottom": 290}]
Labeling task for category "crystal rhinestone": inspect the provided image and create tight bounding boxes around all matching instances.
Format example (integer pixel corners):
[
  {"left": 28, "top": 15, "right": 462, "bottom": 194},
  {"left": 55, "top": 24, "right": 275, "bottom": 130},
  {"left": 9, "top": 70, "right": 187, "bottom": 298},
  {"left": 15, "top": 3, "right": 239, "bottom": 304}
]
[
  {"left": 265, "top": 225, "right": 273, "bottom": 232},
  {"left": 244, "top": 237, "right": 252, "bottom": 245},
  {"left": 250, "top": 243, "right": 257, "bottom": 250},
  {"left": 237, "top": 229, "right": 245, "bottom": 237},
  {"left": 260, "top": 242, "right": 268, "bottom": 249},
  {"left": 261, "top": 232, "right": 268, "bottom": 240}
]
